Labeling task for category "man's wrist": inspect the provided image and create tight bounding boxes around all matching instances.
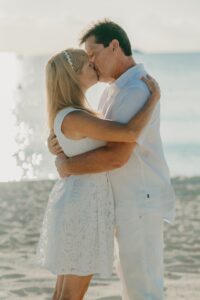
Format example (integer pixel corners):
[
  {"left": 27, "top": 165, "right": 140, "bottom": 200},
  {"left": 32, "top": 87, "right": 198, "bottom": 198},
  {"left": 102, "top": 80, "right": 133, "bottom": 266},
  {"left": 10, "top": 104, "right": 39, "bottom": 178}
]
[{"left": 55, "top": 155, "right": 71, "bottom": 177}]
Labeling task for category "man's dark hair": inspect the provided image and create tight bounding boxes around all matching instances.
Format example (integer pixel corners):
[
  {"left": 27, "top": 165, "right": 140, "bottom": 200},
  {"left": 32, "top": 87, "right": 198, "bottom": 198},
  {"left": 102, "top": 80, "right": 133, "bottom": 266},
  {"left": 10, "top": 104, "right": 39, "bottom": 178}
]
[{"left": 79, "top": 19, "right": 132, "bottom": 56}]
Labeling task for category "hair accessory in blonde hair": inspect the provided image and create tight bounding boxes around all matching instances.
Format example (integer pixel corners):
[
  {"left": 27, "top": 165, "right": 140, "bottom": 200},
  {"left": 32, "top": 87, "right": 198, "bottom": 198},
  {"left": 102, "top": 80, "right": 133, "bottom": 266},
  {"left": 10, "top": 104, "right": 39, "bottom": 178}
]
[{"left": 63, "top": 50, "right": 74, "bottom": 70}]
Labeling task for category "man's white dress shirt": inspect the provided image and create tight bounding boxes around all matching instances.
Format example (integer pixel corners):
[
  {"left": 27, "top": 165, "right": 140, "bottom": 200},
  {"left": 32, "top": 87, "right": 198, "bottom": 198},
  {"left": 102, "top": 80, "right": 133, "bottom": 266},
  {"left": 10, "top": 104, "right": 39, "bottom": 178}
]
[{"left": 98, "top": 64, "right": 176, "bottom": 223}]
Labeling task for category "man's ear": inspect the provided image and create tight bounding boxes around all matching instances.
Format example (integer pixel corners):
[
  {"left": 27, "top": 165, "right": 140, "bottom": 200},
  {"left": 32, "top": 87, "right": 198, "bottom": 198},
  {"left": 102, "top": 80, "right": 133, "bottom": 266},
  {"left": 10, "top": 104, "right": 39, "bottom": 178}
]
[{"left": 110, "top": 39, "right": 119, "bottom": 52}]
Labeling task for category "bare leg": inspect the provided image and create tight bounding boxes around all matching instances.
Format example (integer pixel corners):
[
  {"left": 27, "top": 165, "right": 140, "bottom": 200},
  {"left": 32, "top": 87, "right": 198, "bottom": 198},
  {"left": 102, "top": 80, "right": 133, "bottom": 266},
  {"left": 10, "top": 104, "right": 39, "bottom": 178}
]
[
  {"left": 59, "top": 274, "right": 93, "bottom": 300},
  {"left": 52, "top": 275, "right": 64, "bottom": 300}
]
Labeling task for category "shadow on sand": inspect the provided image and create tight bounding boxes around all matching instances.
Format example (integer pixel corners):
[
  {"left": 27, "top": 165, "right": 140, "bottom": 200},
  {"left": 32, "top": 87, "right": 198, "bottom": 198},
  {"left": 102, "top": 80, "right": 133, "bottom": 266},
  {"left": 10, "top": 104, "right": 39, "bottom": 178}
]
[{"left": 97, "top": 297, "right": 121, "bottom": 300}]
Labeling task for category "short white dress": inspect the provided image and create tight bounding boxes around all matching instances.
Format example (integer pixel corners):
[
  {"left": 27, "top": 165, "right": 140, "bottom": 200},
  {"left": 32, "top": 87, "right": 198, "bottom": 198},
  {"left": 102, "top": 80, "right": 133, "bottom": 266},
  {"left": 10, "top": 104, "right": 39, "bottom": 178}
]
[{"left": 35, "top": 107, "right": 115, "bottom": 278}]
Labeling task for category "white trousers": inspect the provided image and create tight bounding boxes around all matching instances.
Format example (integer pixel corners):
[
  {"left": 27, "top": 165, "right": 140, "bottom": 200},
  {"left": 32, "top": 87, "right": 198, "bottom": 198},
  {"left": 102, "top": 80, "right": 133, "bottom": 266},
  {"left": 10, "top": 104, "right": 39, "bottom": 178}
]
[{"left": 114, "top": 199, "right": 164, "bottom": 300}]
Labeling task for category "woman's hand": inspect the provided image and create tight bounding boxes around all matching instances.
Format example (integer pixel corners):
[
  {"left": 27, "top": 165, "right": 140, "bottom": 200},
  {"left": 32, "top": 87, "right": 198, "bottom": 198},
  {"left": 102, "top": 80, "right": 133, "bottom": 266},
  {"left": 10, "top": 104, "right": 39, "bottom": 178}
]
[
  {"left": 141, "top": 74, "right": 161, "bottom": 101},
  {"left": 47, "top": 130, "right": 63, "bottom": 155}
]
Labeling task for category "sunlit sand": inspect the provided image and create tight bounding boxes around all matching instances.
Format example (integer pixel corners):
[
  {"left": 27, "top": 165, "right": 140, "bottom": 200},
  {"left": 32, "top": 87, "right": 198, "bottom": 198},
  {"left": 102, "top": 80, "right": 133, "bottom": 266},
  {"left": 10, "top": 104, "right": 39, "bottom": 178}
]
[{"left": 0, "top": 177, "right": 200, "bottom": 299}]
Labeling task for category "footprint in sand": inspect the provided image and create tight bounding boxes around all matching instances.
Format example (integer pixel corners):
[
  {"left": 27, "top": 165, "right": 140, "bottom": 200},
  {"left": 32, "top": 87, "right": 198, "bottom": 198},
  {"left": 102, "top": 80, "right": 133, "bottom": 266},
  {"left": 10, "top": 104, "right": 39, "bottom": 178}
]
[
  {"left": 11, "top": 289, "right": 28, "bottom": 297},
  {"left": 166, "top": 272, "right": 182, "bottom": 280},
  {"left": 2, "top": 273, "right": 26, "bottom": 279},
  {"left": 0, "top": 266, "right": 14, "bottom": 271},
  {"left": 11, "top": 286, "right": 53, "bottom": 297}
]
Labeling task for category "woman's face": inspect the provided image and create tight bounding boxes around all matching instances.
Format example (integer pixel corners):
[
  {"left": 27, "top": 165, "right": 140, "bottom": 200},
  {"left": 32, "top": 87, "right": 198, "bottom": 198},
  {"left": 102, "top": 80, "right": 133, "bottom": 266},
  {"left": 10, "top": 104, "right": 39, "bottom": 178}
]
[{"left": 78, "top": 60, "right": 98, "bottom": 90}]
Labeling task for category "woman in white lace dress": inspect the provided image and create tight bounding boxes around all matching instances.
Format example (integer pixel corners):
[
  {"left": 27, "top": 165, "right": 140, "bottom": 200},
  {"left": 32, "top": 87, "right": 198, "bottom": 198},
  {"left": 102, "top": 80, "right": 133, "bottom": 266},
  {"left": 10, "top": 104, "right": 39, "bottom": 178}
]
[{"left": 35, "top": 48, "right": 160, "bottom": 300}]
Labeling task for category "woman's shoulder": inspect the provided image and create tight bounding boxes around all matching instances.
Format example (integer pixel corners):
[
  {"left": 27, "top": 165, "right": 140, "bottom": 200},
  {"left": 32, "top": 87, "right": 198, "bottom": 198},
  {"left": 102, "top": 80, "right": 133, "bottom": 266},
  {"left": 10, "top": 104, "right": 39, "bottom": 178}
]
[
  {"left": 55, "top": 106, "right": 82, "bottom": 123},
  {"left": 54, "top": 107, "right": 75, "bottom": 133},
  {"left": 54, "top": 106, "right": 84, "bottom": 139}
]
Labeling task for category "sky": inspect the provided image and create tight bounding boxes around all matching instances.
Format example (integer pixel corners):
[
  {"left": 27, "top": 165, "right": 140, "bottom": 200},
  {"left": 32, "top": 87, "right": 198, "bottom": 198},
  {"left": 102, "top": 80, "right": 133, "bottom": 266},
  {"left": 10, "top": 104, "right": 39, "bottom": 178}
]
[{"left": 0, "top": 0, "right": 200, "bottom": 54}]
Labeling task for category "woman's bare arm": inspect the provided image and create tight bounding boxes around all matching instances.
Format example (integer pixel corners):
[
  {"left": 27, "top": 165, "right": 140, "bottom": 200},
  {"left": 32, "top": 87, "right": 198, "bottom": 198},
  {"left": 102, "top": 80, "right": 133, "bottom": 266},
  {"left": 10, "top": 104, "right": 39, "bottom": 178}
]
[{"left": 61, "top": 76, "right": 160, "bottom": 142}]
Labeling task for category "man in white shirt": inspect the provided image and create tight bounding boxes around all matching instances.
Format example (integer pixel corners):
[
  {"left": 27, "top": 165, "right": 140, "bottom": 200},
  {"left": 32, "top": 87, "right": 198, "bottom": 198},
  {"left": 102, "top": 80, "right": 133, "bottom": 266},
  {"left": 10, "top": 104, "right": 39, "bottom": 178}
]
[{"left": 48, "top": 20, "right": 176, "bottom": 300}]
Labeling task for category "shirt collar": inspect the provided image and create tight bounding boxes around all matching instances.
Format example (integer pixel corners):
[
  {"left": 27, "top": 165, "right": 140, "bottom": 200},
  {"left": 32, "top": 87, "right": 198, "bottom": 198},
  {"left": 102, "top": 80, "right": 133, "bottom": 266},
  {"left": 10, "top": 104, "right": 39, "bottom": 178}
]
[{"left": 110, "top": 63, "right": 145, "bottom": 90}]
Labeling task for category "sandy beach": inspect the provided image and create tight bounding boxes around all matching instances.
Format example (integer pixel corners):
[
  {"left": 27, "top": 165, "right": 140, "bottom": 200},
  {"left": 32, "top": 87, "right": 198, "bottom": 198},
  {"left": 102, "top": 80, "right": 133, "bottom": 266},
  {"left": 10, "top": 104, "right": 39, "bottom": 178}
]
[{"left": 0, "top": 177, "right": 200, "bottom": 299}]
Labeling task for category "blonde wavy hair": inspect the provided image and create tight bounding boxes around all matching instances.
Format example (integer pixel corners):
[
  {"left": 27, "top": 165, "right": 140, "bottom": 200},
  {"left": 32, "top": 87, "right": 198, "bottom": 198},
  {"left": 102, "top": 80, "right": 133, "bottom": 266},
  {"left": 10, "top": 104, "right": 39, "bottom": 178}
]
[{"left": 46, "top": 48, "right": 98, "bottom": 129}]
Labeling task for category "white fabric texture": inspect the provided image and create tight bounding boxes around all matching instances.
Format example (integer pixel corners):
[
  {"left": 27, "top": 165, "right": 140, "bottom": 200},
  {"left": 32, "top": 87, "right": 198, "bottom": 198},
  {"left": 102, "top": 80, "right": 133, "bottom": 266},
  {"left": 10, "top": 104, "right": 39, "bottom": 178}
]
[
  {"left": 115, "top": 209, "right": 164, "bottom": 300},
  {"left": 98, "top": 64, "right": 176, "bottom": 299},
  {"left": 35, "top": 107, "right": 115, "bottom": 277},
  {"left": 98, "top": 64, "right": 176, "bottom": 223}
]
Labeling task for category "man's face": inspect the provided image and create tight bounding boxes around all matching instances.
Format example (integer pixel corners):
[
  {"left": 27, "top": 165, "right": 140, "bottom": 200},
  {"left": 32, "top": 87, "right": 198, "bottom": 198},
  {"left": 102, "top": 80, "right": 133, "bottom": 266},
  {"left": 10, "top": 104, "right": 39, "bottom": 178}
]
[{"left": 85, "top": 36, "right": 116, "bottom": 82}]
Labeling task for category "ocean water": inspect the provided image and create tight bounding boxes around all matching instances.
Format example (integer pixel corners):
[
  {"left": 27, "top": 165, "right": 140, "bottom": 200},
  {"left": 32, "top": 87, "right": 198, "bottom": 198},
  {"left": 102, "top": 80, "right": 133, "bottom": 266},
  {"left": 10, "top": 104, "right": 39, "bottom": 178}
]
[{"left": 0, "top": 52, "right": 199, "bottom": 181}]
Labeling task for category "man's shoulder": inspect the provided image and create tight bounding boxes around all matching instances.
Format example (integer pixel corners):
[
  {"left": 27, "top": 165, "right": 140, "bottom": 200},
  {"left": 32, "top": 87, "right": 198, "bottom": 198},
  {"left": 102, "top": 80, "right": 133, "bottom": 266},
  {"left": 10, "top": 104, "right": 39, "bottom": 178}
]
[{"left": 118, "top": 80, "right": 150, "bottom": 100}]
